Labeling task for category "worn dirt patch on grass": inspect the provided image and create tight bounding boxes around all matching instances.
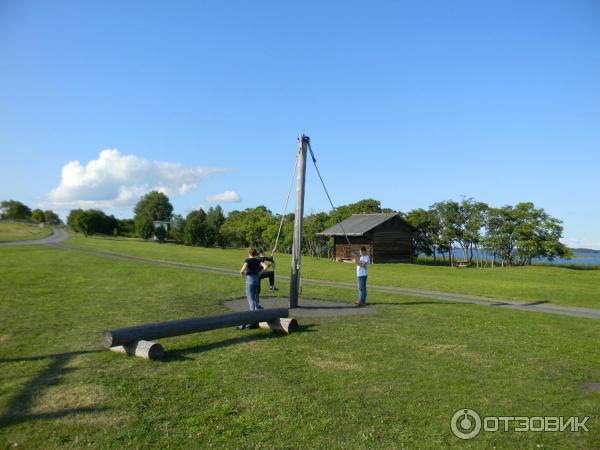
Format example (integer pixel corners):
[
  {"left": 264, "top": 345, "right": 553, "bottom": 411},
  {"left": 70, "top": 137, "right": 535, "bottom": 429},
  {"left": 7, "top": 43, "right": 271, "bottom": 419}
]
[
  {"left": 311, "top": 358, "right": 359, "bottom": 371},
  {"left": 423, "top": 343, "right": 485, "bottom": 362},
  {"left": 425, "top": 344, "right": 468, "bottom": 354},
  {"left": 31, "top": 383, "right": 107, "bottom": 412},
  {"left": 30, "top": 384, "right": 111, "bottom": 419},
  {"left": 581, "top": 382, "right": 600, "bottom": 393},
  {"left": 25, "top": 382, "right": 131, "bottom": 426},
  {"left": 64, "top": 354, "right": 91, "bottom": 369}
]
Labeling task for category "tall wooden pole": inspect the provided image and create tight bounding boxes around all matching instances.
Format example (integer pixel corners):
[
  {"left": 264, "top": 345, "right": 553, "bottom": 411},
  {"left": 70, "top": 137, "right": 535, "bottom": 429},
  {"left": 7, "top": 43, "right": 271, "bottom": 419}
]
[{"left": 290, "top": 134, "right": 309, "bottom": 308}]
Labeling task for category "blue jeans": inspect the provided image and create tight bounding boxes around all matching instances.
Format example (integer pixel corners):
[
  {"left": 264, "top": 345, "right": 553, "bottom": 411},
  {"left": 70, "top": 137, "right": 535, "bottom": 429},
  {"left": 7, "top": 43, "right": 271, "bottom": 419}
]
[
  {"left": 357, "top": 276, "right": 368, "bottom": 303},
  {"left": 245, "top": 275, "right": 260, "bottom": 310}
]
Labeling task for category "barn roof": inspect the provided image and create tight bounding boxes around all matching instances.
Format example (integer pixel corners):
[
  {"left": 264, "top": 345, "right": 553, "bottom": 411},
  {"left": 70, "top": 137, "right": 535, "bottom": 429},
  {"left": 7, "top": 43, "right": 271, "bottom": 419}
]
[{"left": 318, "top": 213, "right": 409, "bottom": 236}]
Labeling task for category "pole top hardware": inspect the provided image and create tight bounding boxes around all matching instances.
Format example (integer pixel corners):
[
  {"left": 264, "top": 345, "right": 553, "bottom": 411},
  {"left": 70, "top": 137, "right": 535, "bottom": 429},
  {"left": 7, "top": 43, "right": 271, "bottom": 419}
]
[{"left": 298, "top": 134, "right": 310, "bottom": 143}]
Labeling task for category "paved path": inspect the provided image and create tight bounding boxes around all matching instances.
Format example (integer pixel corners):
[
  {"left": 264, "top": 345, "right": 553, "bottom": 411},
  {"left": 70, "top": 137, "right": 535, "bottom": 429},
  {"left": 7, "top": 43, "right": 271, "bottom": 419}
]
[
  {"left": 4, "top": 235, "right": 598, "bottom": 321},
  {"left": 300, "top": 278, "right": 600, "bottom": 320},
  {"left": 0, "top": 227, "right": 69, "bottom": 247}
]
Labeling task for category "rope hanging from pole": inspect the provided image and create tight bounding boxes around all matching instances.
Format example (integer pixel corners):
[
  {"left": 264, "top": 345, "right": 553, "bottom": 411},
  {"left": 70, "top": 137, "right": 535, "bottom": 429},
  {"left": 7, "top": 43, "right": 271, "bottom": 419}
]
[
  {"left": 307, "top": 142, "right": 353, "bottom": 247},
  {"left": 271, "top": 150, "right": 299, "bottom": 256}
]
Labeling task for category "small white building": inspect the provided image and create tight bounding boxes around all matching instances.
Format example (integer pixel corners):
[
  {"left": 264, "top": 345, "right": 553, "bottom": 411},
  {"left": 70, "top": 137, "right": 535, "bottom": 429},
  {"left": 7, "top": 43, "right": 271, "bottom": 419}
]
[{"left": 152, "top": 220, "right": 171, "bottom": 231}]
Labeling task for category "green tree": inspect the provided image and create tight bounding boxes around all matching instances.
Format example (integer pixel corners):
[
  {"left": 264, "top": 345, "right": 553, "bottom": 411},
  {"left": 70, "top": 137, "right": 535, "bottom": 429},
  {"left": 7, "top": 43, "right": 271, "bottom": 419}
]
[
  {"left": 118, "top": 218, "right": 136, "bottom": 237},
  {"left": 482, "top": 205, "right": 519, "bottom": 266},
  {"left": 134, "top": 191, "right": 172, "bottom": 237},
  {"left": 183, "top": 209, "right": 208, "bottom": 246},
  {"left": 481, "top": 202, "right": 570, "bottom": 267},
  {"left": 168, "top": 214, "right": 186, "bottom": 242},
  {"left": 206, "top": 205, "right": 225, "bottom": 229},
  {"left": 31, "top": 209, "right": 46, "bottom": 223},
  {"left": 536, "top": 215, "right": 571, "bottom": 262},
  {"left": 512, "top": 203, "right": 570, "bottom": 265},
  {"left": 220, "top": 210, "right": 246, "bottom": 247},
  {"left": 67, "top": 209, "right": 118, "bottom": 236},
  {"left": 432, "top": 198, "right": 487, "bottom": 265},
  {"left": 304, "top": 212, "right": 330, "bottom": 257},
  {"left": 405, "top": 208, "right": 439, "bottom": 259},
  {"left": 259, "top": 213, "right": 294, "bottom": 253},
  {"left": 205, "top": 206, "right": 226, "bottom": 247},
  {"left": 247, "top": 206, "right": 277, "bottom": 248},
  {"left": 134, "top": 191, "right": 173, "bottom": 221},
  {"left": 220, "top": 206, "right": 277, "bottom": 249},
  {"left": 44, "top": 210, "right": 60, "bottom": 224},
  {"left": 154, "top": 225, "right": 167, "bottom": 243},
  {"left": 67, "top": 209, "right": 87, "bottom": 235},
  {"left": 0, "top": 200, "right": 32, "bottom": 221},
  {"left": 328, "top": 199, "right": 384, "bottom": 226},
  {"left": 136, "top": 215, "right": 155, "bottom": 240}
]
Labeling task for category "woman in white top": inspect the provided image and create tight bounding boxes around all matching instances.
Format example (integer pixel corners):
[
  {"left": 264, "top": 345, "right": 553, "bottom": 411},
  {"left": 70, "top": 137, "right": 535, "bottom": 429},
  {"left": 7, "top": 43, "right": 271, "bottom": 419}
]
[{"left": 355, "top": 246, "right": 370, "bottom": 306}]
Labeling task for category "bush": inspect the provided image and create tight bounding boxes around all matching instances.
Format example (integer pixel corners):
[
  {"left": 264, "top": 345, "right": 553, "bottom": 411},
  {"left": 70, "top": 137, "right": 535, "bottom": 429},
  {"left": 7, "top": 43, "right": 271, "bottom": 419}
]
[
  {"left": 154, "top": 226, "right": 167, "bottom": 243},
  {"left": 1, "top": 200, "right": 32, "bottom": 221},
  {"left": 67, "top": 209, "right": 118, "bottom": 236}
]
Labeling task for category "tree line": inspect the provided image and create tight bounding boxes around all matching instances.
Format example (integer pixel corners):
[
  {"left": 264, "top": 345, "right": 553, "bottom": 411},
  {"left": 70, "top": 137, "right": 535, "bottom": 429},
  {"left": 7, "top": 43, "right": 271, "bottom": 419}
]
[
  {"left": 405, "top": 198, "right": 570, "bottom": 267},
  {"left": 5, "top": 189, "right": 561, "bottom": 267},
  {"left": 63, "top": 193, "right": 390, "bottom": 253},
  {"left": 0, "top": 200, "right": 60, "bottom": 224},
  {"left": 130, "top": 193, "right": 571, "bottom": 266}
]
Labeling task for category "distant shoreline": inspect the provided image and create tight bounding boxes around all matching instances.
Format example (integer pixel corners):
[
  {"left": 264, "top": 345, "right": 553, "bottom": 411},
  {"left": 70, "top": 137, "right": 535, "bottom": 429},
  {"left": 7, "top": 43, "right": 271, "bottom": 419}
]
[{"left": 570, "top": 248, "right": 600, "bottom": 254}]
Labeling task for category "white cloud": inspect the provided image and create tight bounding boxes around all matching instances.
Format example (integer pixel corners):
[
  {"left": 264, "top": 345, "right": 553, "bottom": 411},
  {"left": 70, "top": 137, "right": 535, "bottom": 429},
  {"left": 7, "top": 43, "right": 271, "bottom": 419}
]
[
  {"left": 206, "top": 191, "right": 241, "bottom": 203},
  {"left": 45, "top": 149, "right": 225, "bottom": 210}
]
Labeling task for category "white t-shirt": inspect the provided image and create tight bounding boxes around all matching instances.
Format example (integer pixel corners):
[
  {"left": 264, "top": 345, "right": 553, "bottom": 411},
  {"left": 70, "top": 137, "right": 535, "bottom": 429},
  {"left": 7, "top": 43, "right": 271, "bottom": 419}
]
[{"left": 357, "top": 255, "right": 370, "bottom": 277}]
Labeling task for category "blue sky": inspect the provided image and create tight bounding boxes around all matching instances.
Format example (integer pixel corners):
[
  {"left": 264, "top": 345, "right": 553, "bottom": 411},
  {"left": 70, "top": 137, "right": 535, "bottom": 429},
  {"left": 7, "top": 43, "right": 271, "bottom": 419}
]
[{"left": 1, "top": 0, "right": 599, "bottom": 248}]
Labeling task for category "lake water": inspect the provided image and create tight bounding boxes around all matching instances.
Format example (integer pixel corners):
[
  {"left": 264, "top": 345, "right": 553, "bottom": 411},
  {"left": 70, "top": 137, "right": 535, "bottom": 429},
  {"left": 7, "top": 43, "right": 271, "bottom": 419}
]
[
  {"left": 534, "top": 250, "right": 600, "bottom": 265},
  {"left": 426, "top": 249, "right": 600, "bottom": 266}
]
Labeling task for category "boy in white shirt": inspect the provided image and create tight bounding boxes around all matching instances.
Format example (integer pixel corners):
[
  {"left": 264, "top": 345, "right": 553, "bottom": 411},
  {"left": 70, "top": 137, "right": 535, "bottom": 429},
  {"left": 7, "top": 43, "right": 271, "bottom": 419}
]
[{"left": 355, "top": 246, "right": 370, "bottom": 306}]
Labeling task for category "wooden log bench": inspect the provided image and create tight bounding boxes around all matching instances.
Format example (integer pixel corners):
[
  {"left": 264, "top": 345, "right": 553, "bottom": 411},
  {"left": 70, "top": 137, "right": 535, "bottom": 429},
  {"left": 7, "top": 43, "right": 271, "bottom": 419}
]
[
  {"left": 455, "top": 260, "right": 470, "bottom": 268},
  {"left": 103, "top": 308, "right": 295, "bottom": 361}
]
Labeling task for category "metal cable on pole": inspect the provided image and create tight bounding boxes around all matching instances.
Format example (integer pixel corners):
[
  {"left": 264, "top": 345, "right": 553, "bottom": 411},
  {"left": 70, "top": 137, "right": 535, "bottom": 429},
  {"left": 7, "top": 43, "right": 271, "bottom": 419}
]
[{"left": 307, "top": 142, "right": 353, "bottom": 247}]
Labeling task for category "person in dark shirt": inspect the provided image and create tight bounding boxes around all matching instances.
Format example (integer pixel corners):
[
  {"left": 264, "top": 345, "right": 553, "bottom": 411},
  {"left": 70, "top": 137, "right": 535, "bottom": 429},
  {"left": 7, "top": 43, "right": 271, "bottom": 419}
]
[
  {"left": 240, "top": 248, "right": 268, "bottom": 311},
  {"left": 257, "top": 249, "right": 278, "bottom": 293}
]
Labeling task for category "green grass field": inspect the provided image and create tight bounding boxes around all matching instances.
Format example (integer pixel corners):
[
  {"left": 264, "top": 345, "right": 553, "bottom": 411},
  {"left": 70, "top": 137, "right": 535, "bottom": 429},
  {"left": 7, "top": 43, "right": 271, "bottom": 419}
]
[
  {"left": 1, "top": 237, "right": 600, "bottom": 448},
  {"left": 65, "top": 235, "right": 600, "bottom": 309},
  {"left": 0, "top": 221, "right": 52, "bottom": 242}
]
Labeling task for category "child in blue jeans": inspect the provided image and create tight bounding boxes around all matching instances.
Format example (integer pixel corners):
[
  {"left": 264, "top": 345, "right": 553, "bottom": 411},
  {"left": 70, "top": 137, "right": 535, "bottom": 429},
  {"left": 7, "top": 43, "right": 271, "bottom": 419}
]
[{"left": 355, "top": 246, "right": 370, "bottom": 306}]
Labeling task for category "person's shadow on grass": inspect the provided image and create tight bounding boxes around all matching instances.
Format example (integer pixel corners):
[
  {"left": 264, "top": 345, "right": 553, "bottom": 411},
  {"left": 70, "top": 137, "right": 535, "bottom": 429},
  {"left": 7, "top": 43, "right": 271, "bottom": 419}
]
[{"left": 0, "top": 350, "right": 107, "bottom": 429}]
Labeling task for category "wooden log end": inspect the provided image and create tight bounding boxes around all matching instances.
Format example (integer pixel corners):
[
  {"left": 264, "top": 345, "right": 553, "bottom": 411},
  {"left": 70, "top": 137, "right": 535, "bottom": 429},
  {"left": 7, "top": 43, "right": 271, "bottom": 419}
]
[
  {"left": 284, "top": 318, "right": 299, "bottom": 333},
  {"left": 259, "top": 317, "right": 298, "bottom": 334},
  {"left": 109, "top": 340, "right": 164, "bottom": 360},
  {"left": 102, "top": 331, "right": 114, "bottom": 349},
  {"left": 144, "top": 342, "right": 165, "bottom": 360}
]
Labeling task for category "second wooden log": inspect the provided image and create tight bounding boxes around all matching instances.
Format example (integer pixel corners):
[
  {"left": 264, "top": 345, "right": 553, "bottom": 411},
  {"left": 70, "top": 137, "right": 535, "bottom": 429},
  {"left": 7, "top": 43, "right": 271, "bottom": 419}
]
[
  {"left": 109, "top": 340, "right": 164, "bottom": 360},
  {"left": 259, "top": 318, "right": 298, "bottom": 334}
]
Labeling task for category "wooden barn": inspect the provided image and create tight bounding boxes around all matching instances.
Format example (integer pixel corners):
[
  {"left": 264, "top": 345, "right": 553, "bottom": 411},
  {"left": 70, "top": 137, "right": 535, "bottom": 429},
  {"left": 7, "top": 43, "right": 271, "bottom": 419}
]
[{"left": 318, "top": 213, "right": 415, "bottom": 263}]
